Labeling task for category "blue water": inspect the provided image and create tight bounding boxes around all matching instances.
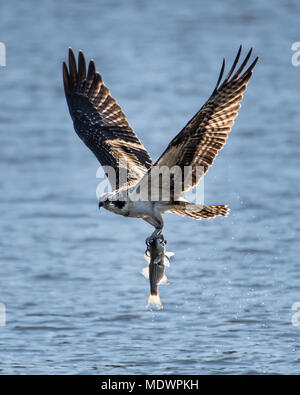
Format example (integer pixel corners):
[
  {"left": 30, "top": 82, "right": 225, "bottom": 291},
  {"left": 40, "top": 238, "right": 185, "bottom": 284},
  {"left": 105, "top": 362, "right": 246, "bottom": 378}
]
[{"left": 1, "top": 0, "right": 300, "bottom": 374}]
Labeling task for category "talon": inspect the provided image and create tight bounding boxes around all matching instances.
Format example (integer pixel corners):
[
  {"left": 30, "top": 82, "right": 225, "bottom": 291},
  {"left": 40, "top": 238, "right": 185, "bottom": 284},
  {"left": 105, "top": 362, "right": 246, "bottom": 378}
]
[
  {"left": 146, "top": 228, "right": 164, "bottom": 247},
  {"left": 146, "top": 236, "right": 153, "bottom": 246}
]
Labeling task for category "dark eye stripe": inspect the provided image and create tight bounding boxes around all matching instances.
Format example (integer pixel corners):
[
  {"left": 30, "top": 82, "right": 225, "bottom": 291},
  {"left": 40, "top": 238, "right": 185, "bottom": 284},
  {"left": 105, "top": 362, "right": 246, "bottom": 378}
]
[{"left": 114, "top": 201, "right": 126, "bottom": 209}]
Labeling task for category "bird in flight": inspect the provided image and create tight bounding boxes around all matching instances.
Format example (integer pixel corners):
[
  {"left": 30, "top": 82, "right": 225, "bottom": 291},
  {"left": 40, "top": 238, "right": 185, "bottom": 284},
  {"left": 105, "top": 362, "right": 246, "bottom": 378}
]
[{"left": 63, "top": 47, "right": 258, "bottom": 242}]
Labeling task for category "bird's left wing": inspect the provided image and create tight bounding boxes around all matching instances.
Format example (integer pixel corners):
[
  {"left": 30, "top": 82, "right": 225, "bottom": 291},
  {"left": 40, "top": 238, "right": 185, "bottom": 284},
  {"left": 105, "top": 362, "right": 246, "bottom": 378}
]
[
  {"left": 131, "top": 47, "right": 258, "bottom": 202},
  {"left": 63, "top": 48, "right": 153, "bottom": 191}
]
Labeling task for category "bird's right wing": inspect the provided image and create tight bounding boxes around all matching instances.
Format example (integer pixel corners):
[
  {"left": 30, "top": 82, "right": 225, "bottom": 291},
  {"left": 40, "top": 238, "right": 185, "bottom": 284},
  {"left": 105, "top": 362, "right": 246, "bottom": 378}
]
[{"left": 63, "top": 48, "right": 153, "bottom": 191}]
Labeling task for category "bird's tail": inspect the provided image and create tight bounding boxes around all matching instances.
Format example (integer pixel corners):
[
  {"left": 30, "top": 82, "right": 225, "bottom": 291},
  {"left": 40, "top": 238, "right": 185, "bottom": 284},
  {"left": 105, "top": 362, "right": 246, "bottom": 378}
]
[
  {"left": 169, "top": 202, "right": 230, "bottom": 219},
  {"left": 147, "top": 292, "right": 163, "bottom": 309}
]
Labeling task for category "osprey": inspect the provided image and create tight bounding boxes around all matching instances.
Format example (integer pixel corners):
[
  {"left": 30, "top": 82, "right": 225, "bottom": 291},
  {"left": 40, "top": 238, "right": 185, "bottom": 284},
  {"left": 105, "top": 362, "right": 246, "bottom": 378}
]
[{"left": 63, "top": 47, "right": 258, "bottom": 241}]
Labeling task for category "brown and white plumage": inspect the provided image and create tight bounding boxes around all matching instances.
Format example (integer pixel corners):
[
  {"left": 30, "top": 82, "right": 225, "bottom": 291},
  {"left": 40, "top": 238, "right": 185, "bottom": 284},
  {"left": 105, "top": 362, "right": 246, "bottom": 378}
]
[
  {"left": 133, "top": 46, "right": 258, "bottom": 203},
  {"left": 63, "top": 48, "right": 152, "bottom": 190},
  {"left": 63, "top": 47, "right": 258, "bottom": 239}
]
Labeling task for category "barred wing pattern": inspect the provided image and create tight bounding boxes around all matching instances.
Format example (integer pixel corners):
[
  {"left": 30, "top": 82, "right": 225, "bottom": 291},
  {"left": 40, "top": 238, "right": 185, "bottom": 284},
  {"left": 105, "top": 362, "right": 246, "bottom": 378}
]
[
  {"left": 138, "top": 47, "right": 258, "bottom": 201},
  {"left": 63, "top": 48, "right": 153, "bottom": 190}
]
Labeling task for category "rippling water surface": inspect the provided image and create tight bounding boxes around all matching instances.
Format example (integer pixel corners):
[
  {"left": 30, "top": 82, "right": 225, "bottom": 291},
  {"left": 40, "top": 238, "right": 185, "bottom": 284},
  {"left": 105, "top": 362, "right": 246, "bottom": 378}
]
[{"left": 1, "top": 0, "right": 300, "bottom": 374}]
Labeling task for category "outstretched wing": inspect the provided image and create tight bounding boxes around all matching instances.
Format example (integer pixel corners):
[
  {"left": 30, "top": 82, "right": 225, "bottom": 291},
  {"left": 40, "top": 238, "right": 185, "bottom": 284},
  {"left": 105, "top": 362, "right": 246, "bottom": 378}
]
[
  {"left": 132, "top": 47, "right": 258, "bottom": 202},
  {"left": 63, "top": 48, "right": 153, "bottom": 190}
]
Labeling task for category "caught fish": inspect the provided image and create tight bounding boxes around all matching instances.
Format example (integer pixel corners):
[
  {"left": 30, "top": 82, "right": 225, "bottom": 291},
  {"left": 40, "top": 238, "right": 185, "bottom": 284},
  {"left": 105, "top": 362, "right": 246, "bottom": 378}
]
[{"left": 141, "top": 235, "right": 174, "bottom": 309}]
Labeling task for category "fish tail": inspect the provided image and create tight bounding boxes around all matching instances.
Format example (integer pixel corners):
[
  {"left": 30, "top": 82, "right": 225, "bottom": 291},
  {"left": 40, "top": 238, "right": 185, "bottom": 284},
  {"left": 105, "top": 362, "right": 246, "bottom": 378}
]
[{"left": 147, "top": 292, "right": 163, "bottom": 309}]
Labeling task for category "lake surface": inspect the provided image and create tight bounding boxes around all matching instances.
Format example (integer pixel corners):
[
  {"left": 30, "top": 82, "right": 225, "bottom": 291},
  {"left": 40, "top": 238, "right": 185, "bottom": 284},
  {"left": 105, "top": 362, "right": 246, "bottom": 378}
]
[{"left": 0, "top": 0, "right": 300, "bottom": 374}]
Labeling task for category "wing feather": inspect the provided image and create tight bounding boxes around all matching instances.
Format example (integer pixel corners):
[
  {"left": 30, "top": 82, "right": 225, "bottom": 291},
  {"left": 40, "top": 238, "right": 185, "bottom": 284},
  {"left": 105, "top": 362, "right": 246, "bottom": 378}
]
[
  {"left": 63, "top": 48, "right": 153, "bottom": 191},
  {"left": 155, "top": 47, "right": 258, "bottom": 198},
  {"left": 131, "top": 47, "right": 258, "bottom": 202}
]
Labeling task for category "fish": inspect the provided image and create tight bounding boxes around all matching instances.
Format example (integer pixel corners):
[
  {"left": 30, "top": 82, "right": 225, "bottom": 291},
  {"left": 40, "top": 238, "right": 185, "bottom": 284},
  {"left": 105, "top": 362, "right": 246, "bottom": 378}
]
[{"left": 141, "top": 234, "right": 174, "bottom": 309}]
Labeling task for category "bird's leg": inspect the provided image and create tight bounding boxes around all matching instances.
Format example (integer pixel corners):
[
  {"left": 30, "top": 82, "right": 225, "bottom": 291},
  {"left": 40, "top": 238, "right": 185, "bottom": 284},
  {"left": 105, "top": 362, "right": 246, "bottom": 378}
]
[
  {"left": 144, "top": 211, "right": 164, "bottom": 246},
  {"left": 146, "top": 226, "right": 163, "bottom": 246}
]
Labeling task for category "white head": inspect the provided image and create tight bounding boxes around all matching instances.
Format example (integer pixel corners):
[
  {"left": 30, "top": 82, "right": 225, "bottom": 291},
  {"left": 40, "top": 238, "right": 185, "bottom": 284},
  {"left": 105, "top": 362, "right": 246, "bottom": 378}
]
[
  {"left": 98, "top": 192, "right": 126, "bottom": 212},
  {"left": 98, "top": 192, "right": 116, "bottom": 209}
]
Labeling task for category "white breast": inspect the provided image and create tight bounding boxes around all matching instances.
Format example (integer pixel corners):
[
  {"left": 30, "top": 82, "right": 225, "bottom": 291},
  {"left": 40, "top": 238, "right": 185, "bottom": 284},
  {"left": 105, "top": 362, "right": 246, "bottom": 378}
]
[{"left": 126, "top": 200, "right": 154, "bottom": 218}]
